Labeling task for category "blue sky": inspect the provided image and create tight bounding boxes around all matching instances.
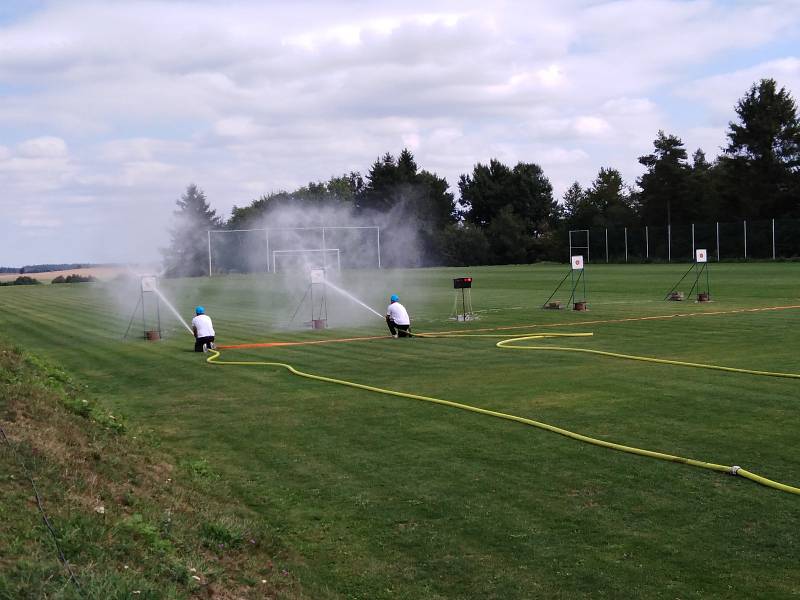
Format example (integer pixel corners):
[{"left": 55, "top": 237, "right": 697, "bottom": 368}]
[{"left": 0, "top": 0, "right": 798, "bottom": 265}]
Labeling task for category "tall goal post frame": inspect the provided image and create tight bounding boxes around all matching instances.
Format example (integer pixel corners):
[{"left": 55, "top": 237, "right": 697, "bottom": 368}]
[
  {"left": 569, "top": 229, "right": 590, "bottom": 263},
  {"left": 206, "top": 225, "right": 381, "bottom": 276},
  {"left": 272, "top": 248, "right": 341, "bottom": 274}
]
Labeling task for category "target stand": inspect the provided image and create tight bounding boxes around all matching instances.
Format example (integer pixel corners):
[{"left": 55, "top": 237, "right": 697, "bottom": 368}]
[
  {"left": 542, "top": 255, "right": 588, "bottom": 311},
  {"left": 663, "top": 249, "right": 711, "bottom": 302},
  {"left": 123, "top": 275, "right": 162, "bottom": 341},
  {"left": 288, "top": 268, "right": 328, "bottom": 329},
  {"left": 450, "top": 277, "right": 476, "bottom": 321}
]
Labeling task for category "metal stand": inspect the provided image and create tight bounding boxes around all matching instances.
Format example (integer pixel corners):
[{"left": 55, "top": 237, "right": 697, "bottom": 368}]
[
  {"left": 542, "top": 270, "right": 570, "bottom": 308},
  {"left": 543, "top": 257, "right": 587, "bottom": 309},
  {"left": 664, "top": 262, "right": 710, "bottom": 301},
  {"left": 567, "top": 268, "right": 587, "bottom": 307},
  {"left": 122, "top": 283, "right": 162, "bottom": 340},
  {"left": 450, "top": 287, "right": 475, "bottom": 321},
  {"left": 288, "top": 270, "right": 328, "bottom": 328}
]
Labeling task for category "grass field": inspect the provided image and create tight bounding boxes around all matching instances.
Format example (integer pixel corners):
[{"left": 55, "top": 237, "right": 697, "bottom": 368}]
[{"left": 1, "top": 263, "right": 799, "bottom": 599}]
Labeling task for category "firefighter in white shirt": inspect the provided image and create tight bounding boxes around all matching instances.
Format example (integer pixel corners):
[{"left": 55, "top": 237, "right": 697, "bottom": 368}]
[
  {"left": 191, "top": 306, "right": 216, "bottom": 352},
  {"left": 386, "top": 294, "right": 411, "bottom": 338}
]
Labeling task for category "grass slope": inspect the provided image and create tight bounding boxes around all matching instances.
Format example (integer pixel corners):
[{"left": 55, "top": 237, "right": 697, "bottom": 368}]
[
  {"left": 1, "top": 263, "right": 799, "bottom": 599},
  {"left": 0, "top": 344, "right": 303, "bottom": 598}
]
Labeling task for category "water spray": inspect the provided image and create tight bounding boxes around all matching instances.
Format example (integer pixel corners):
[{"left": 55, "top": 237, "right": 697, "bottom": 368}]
[
  {"left": 288, "top": 269, "right": 384, "bottom": 329},
  {"left": 152, "top": 287, "right": 194, "bottom": 334},
  {"left": 324, "top": 279, "right": 384, "bottom": 319},
  {"left": 122, "top": 275, "right": 193, "bottom": 340}
]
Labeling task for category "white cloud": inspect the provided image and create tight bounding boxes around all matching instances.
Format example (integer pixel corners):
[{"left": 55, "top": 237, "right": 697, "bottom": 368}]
[
  {"left": 573, "top": 116, "right": 612, "bottom": 137},
  {"left": 17, "top": 136, "right": 67, "bottom": 158},
  {"left": 213, "top": 116, "right": 262, "bottom": 139},
  {"left": 677, "top": 57, "right": 800, "bottom": 119}
]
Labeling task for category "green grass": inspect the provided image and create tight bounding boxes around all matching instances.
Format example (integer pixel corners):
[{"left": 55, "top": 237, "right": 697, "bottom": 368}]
[
  {"left": 2, "top": 263, "right": 800, "bottom": 598},
  {"left": 0, "top": 342, "right": 300, "bottom": 599}
]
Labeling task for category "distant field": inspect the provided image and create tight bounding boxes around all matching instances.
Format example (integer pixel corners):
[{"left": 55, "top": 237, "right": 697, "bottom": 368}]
[
  {"left": 0, "top": 265, "right": 131, "bottom": 282},
  {"left": 1, "top": 263, "right": 799, "bottom": 599}
]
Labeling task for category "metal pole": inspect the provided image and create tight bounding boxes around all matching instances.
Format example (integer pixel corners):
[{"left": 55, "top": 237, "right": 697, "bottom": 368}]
[
  {"left": 743, "top": 220, "right": 747, "bottom": 259},
  {"left": 691, "top": 223, "right": 695, "bottom": 259},
  {"left": 646, "top": 226, "right": 649, "bottom": 259},
  {"left": 624, "top": 227, "right": 628, "bottom": 263},
  {"left": 772, "top": 218, "right": 776, "bottom": 260},
  {"left": 583, "top": 267, "right": 587, "bottom": 301},
  {"left": 155, "top": 293, "right": 162, "bottom": 336},
  {"left": 322, "top": 227, "right": 327, "bottom": 271},
  {"left": 569, "top": 269, "right": 575, "bottom": 305},
  {"left": 207, "top": 231, "right": 212, "bottom": 277},
  {"left": 265, "top": 229, "right": 270, "bottom": 273},
  {"left": 605, "top": 228, "right": 608, "bottom": 263},
  {"left": 140, "top": 289, "right": 146, "bottom": 339},
  {"left": 376, "top": 227, "right": 382, "bottom": 269},
  {"left": 668, "top": 225, "right": 671, "bottom": 263},
  {"left": 716, "top": 221, "right": 720, "bottom": 261}
]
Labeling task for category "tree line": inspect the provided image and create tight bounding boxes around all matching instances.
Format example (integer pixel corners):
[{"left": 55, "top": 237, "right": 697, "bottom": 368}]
[{"left": 164, "top": 78, "right": 800, "bottom": 276}]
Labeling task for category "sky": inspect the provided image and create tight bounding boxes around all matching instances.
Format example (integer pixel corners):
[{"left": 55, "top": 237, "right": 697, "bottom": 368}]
[{"left": 0, "top": 0, "right": 798, "bottom": 266}]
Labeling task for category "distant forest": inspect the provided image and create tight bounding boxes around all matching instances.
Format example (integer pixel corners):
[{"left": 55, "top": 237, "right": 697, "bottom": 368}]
[
  {"left": 161, "top": 78, "right": 800, "bottom": 275},
  {"left": 0, "top": 264, "right": 111, "bottom": 273}
]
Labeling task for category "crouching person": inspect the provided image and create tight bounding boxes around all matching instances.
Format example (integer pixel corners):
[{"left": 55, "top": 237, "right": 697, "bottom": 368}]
[
  {"left": 386, "top": 294, "right": 411, "bottom": 338},
  {"left": 192, "top": 306, "right": 216, "bottom": 352}
]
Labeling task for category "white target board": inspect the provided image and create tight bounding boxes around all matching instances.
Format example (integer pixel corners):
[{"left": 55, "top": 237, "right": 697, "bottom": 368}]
[
  {"left": 310, "top": 268, "right": 325, "bottom": 284},
  {"left": 571, "top": 255, "right": 584, "bottom": 270},
  {"left": 695, "top": 249, "right": 708, "bottom": 263},
  {"left": 141, "top": 276, "right": 157, "bottom": 292}
]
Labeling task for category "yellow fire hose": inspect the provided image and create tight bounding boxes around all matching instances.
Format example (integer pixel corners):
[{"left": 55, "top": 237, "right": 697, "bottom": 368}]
[{"left": 206, "top": 331, "right": 800, "bottom": 496}]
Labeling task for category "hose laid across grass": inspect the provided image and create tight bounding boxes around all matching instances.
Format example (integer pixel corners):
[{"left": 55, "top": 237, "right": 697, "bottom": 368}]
[{"left": 206, "top": 331, "right": 800, "bottom": 496}]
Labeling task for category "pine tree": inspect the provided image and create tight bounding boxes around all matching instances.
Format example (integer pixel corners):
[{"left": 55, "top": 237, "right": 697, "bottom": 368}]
[
  {"left": 638, "top": 130, "right": 691, "bottom": 225},
  {"left": 585, "top": 168, "right": 637, "bottom": 227},
  {"left": 720, "top": 78, "right": 800, "bottom": 218},
  {"left": 162, "top": 184, "right": 222, "bottom": 277}
]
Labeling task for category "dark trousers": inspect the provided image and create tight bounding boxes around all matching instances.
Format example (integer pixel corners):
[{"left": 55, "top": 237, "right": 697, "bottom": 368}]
[
  {"left": 386, "top": 317, "right": 411, "bottom": 337},
  {"left": 194, "top": 336, "right": 215, "bottom": 352}
]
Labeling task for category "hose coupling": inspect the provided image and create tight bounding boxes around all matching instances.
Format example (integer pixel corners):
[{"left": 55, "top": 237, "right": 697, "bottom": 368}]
[{"left": 730, "top": 465, "right": 741, "bottom": 476}]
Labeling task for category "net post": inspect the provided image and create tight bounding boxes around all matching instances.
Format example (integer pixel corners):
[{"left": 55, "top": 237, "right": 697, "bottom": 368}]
[
  {"left": 772, "top": 218, "right": 776, "bottom": 260},
  {"left": 266, "top": 229, "right": 270, "bottom": 273},
  {"left": 377, "top": 227, "right": 382, "bottom": 269},
  {"left": 668, "top": 224, "right": 671, "bottom": 262},
  {"left": 624, "top": 227, "right": 628, "bottom": 263},
  {"left": 207, "top": 230, "right": 212, "bottom": 277},
  {"left": 743, "top": 220, "right": 747, "bottom": 259}
]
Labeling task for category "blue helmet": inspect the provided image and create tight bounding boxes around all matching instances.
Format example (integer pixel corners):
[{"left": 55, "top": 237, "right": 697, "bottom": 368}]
[
  {"left": 195, "top": 306, "right": 205, "bottom": 315},
  {"left": 390, "top": 294, "right": 399, "bottom": 303}
]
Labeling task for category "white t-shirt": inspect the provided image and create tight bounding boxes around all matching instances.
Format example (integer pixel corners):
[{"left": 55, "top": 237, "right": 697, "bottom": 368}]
[
  {"left": 192, "top": 314, "right": 215, "bottom": 337},
  {"left": 386, "top": 302, "right": 410, "bottom": 325}
]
